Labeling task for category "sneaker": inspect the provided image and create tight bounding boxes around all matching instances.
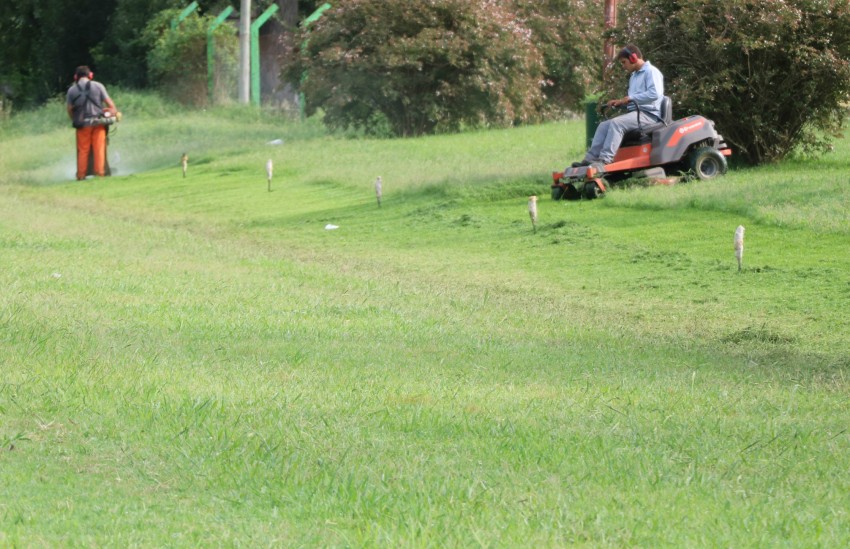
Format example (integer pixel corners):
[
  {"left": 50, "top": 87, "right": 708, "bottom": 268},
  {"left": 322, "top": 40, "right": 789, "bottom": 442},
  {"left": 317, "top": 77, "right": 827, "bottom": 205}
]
[{"left": 571, "top": 160, "right": 592, "bottom": 168}]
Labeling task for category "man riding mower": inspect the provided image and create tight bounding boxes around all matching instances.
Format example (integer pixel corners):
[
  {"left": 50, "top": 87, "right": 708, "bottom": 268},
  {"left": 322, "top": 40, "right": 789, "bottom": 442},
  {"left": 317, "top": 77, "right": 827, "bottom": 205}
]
[
  {"left": 552, "top": 97, "right": 732, "bottom": 200},
  {"left": 552, "top": 45, "right": 731, "bottom": 200}
]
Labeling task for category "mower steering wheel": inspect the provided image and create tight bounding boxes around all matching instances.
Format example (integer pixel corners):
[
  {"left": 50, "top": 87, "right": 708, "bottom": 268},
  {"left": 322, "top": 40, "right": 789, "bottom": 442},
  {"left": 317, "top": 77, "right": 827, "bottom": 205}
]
[{"left": 598, "top": 101, "right": 631, "bottom": 119}]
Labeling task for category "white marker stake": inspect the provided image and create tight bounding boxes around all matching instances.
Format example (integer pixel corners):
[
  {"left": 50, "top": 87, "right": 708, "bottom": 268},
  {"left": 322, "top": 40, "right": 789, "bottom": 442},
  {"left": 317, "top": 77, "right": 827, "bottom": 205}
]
[
  {"left": 734, "top": 225, "right": 745, "bottom": 271},
  {"left": 528, "top": 195, "right": 538, "bottom": 233},
  {"left": 266, "top": 159, "right": 273, "bottom": 192}
]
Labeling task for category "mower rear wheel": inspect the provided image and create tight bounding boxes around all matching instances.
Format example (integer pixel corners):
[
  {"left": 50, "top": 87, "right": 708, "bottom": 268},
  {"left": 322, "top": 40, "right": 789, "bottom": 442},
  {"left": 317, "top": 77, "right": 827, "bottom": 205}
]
[{"left": 689, "top": 147, "right": 728, "bottom": 180}]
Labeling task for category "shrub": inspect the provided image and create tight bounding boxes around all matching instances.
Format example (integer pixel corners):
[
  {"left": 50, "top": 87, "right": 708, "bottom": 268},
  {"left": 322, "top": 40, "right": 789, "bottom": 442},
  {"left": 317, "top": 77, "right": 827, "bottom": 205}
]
[
  {"left": 512, "top": 0, "right": 603, "bottom": 115},
  {"left": 93, "top": 0, "right": 175, "bottom": 89},
  {"left": 614, "top": 0, "right": 850, "bottom": 164},
  {"left": 143, "top": 9, "right": 239, "bottom": 107},
  {"left": 284, "top": 0, "right": 546, "bottom": 136}
]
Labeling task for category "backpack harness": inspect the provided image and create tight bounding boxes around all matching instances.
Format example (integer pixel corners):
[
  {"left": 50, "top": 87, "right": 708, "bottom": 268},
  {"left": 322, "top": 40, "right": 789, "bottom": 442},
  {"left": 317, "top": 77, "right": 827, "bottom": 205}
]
[{"left": 72, "top": 81, "right": 111, "bottom": 128}]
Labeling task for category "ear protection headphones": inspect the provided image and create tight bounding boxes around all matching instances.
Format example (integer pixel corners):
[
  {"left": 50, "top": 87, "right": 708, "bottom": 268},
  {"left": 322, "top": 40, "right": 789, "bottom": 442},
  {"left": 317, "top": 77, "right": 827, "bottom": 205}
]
[{"left": 623, "top": 47, "right": 638, "bottom": 64}]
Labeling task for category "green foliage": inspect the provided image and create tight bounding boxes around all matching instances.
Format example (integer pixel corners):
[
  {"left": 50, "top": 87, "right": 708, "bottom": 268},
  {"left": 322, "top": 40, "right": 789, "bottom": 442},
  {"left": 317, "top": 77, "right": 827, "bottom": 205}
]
[
  {"left": 614, "top": 0, "right": 850, "bottom": 164},
  {"left": 93, "top": 0, "right": 177, "bottom": 88},
  {"left": 285, "top": 0, "right": 547, "bottom": 136},
  {"left": 0, "top": 95, "right": 69, "bottom": 137},
  {"left": 143, "top": 9, "right": 238, "bottom": 107},
  {"left": 110, "top": 87, "right": 184, "bottom": 119},
  {"left": 0, "top": 0, "right": 119, "bottom": 107},
  {"left": 0, "top": 1, "right": 246, "bottom": 108}
]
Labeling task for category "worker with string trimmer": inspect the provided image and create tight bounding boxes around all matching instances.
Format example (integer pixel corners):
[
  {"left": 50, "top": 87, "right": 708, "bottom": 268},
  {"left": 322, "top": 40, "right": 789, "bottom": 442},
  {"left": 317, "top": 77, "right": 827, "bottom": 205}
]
[{"left": 66, "top": 65, "right": 121, "bottom": 181}]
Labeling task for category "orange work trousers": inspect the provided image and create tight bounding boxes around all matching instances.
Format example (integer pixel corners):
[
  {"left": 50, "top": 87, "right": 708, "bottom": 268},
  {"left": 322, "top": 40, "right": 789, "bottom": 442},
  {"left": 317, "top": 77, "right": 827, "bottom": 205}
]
[{"left": 75, "top": 124, "right": 107, "bottom": 180}]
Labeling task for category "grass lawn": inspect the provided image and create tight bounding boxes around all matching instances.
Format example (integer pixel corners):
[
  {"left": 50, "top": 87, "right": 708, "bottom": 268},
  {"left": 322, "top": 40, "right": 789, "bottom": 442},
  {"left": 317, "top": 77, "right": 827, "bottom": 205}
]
[{"left": 1, "top": 95, "right": 849, "bottom": 546}]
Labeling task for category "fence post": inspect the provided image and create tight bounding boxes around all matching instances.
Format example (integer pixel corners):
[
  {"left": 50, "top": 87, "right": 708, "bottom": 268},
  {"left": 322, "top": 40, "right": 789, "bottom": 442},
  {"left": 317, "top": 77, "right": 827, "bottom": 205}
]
[{"left": 171, "top": 1, "right": 199, "bottom": 29}]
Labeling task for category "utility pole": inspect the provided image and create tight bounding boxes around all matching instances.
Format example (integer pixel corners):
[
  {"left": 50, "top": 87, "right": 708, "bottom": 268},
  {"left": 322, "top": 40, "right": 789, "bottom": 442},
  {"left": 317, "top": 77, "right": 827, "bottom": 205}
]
[
  {"left": 604, "top": 0, "right": 617, "bottom": 64},
  {"left": 239, "top": 0, "right": 251, "bottom": 104}
]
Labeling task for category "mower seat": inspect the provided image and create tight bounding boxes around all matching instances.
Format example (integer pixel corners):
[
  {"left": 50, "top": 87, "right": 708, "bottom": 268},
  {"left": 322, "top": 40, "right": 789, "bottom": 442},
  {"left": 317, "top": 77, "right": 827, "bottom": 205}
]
[{"left": 621, "top": 96, "right": 672, "bottom": 145}]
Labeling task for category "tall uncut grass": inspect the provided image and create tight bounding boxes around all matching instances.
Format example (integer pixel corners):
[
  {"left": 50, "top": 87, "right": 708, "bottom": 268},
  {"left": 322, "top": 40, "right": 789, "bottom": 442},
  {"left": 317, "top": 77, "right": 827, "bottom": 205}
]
[{"left": 1, "top": 93, "right": 849, "bottom": 546}]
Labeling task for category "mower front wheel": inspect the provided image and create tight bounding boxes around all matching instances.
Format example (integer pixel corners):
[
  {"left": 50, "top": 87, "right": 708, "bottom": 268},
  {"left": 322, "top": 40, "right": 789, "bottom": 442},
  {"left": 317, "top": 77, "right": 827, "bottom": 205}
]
[
  {"left": 552, "top": 185, "right": 564, "bottom": 200},
  {"left": 689, "top": 147, "right": 728, "bottom": 180},
  {"left": 583, "top": 181, "right": 604, "bottom": 200}
]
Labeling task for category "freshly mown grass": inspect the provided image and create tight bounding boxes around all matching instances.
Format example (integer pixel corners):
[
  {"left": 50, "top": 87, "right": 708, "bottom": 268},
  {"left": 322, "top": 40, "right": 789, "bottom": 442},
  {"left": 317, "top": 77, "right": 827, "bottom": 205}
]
[{"left": 1, "top": 94, "right": 849, "bottom": 546}]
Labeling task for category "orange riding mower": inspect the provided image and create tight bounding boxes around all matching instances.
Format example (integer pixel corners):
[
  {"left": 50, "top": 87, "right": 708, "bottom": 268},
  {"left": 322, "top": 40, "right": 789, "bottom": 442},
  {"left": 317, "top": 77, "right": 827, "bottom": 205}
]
[{"left": 552, "top": 97, "right": 732, "bottom": 200}]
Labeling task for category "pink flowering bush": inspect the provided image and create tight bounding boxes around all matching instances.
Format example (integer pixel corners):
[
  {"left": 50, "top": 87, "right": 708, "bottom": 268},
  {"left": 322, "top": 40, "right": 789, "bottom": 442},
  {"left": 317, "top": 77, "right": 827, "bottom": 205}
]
[
  {"left": 513, "top": 0, "right": 602, "bottom": 115},
  {"left": 285, "top": 0, "right": 547, "bottom": 136}
]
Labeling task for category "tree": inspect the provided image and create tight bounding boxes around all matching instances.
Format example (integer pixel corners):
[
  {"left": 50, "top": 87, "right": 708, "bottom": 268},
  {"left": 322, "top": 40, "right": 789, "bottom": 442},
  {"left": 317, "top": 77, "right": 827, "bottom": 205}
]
[
  {"left": 263, "top": 0, "right": 300, "bottom": 107},
  {"left": 512, "top": 0, "right": 603, "bottom": 114},
  {"left": 94, "top": 0, "right": 177, "bottom": 89},
  {"left": 0, "top": 0, "right": 118, "bottom": 107},
  {"left": 144, "top": 9, "right": 239, "bottom": 106},
  {"left": 0, "top": 0, "right": 248, "bottom": 108},
  {"left": 284, "top": 0, "right": 546, "bottom": 136},
  {"left": 614, "top": 0, "right": 850, "bottom": 164}
]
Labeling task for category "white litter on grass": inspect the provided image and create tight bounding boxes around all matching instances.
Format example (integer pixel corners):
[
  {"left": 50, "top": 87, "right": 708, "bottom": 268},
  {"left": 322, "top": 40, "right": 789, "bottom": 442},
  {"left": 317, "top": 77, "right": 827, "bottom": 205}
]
[
  {"left": 51, "top": 272, "right": 62, "bottom": 279},
  {"left": 267, "top": 139, "right": 284, "bottom": 146},
  {"left": 324, "top": 224, "right": 339, "bottom": 230}
]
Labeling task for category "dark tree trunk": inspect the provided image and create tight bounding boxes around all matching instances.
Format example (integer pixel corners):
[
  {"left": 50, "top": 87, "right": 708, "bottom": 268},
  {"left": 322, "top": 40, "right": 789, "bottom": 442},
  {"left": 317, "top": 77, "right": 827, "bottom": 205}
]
[{"left": 261, "top": 0, "right": 299, "bottom": 107}]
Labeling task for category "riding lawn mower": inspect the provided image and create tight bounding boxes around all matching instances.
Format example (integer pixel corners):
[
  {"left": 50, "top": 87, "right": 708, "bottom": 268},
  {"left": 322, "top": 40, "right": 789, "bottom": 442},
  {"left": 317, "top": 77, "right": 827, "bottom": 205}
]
[{"left": 552, "top": 96, "right": 731, "bottom": 200}]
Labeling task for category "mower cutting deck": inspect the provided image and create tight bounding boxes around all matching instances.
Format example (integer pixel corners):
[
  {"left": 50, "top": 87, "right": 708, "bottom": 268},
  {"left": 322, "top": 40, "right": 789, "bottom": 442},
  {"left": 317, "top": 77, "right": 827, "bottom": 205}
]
[{"left": 552, "top": 97, "right": 731, "bottom": 200}]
